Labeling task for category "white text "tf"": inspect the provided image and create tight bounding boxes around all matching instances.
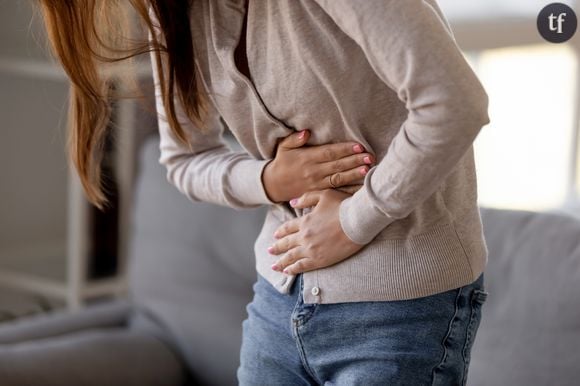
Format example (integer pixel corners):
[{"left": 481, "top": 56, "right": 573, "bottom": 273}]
[{"left": 549, "top": 12, "right": 567, "bottom": 33}]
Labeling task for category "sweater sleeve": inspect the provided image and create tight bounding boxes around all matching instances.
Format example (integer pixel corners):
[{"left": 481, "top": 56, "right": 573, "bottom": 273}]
[
  {"left": 148, "top": 12, "right": 276, "bottom": 209},
  {"left": 313, "top": 0, "right": 490, "bottom": 245}
]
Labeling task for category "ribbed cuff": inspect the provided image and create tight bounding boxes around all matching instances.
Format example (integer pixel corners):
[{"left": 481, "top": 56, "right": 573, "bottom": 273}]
[
  {"left": 229, "top": 158, "right": 277, "bottom": 206},
  {"left": 338, "top": 168, "right": 396, "bottom": 245}
]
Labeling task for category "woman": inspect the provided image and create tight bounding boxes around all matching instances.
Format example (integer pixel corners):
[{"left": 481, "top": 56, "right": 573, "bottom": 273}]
[{"left": 38, "top": 0, "right": 490, "bottom": 384}]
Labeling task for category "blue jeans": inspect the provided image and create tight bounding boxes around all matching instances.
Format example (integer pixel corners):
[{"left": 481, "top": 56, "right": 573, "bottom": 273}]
[{"left": 237, "top": 272, "right": 487, "bottom": 385}]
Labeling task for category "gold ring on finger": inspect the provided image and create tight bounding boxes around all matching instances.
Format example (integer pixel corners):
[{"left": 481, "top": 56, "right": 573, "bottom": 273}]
[{"left": 329, "top": 174, "right": 338, "bottom": 188}]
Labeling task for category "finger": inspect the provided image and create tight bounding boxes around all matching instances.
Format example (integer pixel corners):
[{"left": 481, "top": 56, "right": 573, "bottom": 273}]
[
  {"left": 289, "top": 190, "right": 324, "bottom": 209},
  {"left": 268, "top": 233, "right": 301, "bottom": 256},
  {"left": 278, "top": 129, "right": 310, "bottom": 150},
  {"left": 273, "top": 218, "right": 301, "bottom": 239},
  {"left": 282, "top": 257, "right": 318, "bottom": 275},
  {"left": 271, "top": 247, "right": 306, "bottom": 272},
  {"left": 320, "top": 153, "right": 375, "bottom": 175},
  {"left": 312, "top": 142, "right": 366, "bottom": 163},
  {"left": 336, "top": 184, "right": 364, "bottom": 195},
  {"left": 324, "top": 166, "right": 369, "bottom": 189}
]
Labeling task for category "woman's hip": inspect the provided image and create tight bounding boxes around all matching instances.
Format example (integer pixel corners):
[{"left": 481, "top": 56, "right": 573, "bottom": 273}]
[{"left": 241, "top": 272, "right": 487, "bottom": 385}]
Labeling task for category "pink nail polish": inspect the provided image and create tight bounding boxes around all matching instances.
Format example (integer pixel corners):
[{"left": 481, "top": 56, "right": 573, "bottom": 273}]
[
  {"left": 353, "top": 144, "right": 363, "bottom": 153},
  {"left": 271, "top": 264, "right": 280, "bottom": 271},
  {"left": 273, "top": 231, "right": 280, "bottom": 239},
  {"left": 290, "top": 198, "right": 298, "bottom": 206},
  {"left": 298, "top": 130, "right": 306, "bottom": 139},
  {"left": 363, "top": 156, "right": 371, "bottom": 164},
  {"left": 360, "top": 167, "right": 368, "bottom": 176},
  {"left": 268, "top": 246, "right": 275, "bottom": 254},
  {"left": 283, "top": 269, "right": 290, "bottom": 275}
]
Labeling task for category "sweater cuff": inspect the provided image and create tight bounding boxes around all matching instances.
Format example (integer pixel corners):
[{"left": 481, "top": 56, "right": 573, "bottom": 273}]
[
  {"left": 229, "top": 158, "right": 277, "bottom": 206},
  {"left": 338, "top": 169, "right": 396, "bottom": 245}
]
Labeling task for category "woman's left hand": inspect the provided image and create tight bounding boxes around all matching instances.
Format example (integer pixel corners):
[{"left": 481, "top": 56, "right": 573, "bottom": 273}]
[{"left": 269, "top": 189, "right": 366, "bottom": 275}]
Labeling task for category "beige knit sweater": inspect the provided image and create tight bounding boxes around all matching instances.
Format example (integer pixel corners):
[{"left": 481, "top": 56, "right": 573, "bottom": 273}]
[{"left": 150, "top": 0, "right": 491, "bottom": 304}]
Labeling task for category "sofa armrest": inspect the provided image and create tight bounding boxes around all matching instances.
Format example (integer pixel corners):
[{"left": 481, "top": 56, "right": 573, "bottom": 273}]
[{"left": 0, "top": 299, "right": 131, "bottom": 345}]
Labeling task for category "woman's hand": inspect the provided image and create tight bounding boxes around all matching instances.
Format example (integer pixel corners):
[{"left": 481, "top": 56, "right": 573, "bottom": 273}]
[
  {"left": 267, "top": 189, "right": 366, "bottom": 275},
  {"left": 262, "top": 129, "right": 374, "bottom": 203}
]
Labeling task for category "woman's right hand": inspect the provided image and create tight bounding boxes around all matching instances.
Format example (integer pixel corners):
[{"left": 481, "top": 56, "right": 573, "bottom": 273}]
[{"left": 262, "top": 129, "right": 375, "bottom": 203}]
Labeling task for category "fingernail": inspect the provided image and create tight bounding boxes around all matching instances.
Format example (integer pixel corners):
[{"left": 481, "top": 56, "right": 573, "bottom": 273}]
[
  {"left": 363, "top": 156, "right": 372, "bottom": 164},
  {"left": 360, "top": 167, "right": 368, "bottom": 176},
  {"left": 298, "top": 130, "right": 307, "bottom": 139},
  {"left": 353, "top": 144, "right": 363, "bottom": 153},
  {"left": 271, "top": 264, "right": 280, "bottom": 271},
  {"left": 273, "top": 231, "right": 280, "bottom": 238},
  {"left": 267, "top": 246, "right": 275, "bottom": 254},
  {"left": 283, "top": 268, "right": 290, "bottom": 275},
  {"left": 290, "top": 198, "right": 298, "bottom": 206}
]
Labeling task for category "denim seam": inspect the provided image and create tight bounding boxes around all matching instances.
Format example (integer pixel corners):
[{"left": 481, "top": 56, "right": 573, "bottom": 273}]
[
  {"left": 460, "top": 289, "right": 486, "bottom": 385},
  {"left": 290, "top": 275, "right": 316, "bottom": 326},
  {"left": 290, "top": 275, "right": 305, "bottom": 331},
  {"left": 430, "top": 286, "right": 463, "bottom": 385},
  {"left": 290, "top": 275, "right": 323, "bottom": 385},
  {"left": 293, "top": 326, "right": 324, "bottom": 385}
]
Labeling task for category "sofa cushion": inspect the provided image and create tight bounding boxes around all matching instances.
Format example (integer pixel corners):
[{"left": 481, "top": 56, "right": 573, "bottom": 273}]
[
  {"left": 127, "top": 134, "right": 267, "bottom": 386},
  {"left": 470, "top": 207, "right": 580, "bottom": 386},
  {"left": 0, "top": 328, "right": 188, "bottom": 386}
]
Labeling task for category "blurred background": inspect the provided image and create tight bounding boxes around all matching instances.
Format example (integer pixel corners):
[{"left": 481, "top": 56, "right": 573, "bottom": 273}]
[
  {"left": 0, "top": 0, "right": 579, "bottom": 385},
  {"left": 0, "top": 0, "right": 148, "bottom": 318}
]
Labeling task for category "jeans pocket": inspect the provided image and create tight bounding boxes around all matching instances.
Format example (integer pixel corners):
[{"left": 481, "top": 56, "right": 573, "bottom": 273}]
[{"left": 461, "top": 289, "right": 488, "bottom": 385}]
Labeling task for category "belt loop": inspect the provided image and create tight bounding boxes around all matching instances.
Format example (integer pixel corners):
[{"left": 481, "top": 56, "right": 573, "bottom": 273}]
[{"left": 298, "top": 273, "right": 304, "bottom": 303}]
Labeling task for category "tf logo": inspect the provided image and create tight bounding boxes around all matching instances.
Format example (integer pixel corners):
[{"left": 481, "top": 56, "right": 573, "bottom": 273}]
[{"left": 537, "top": 3, "right": 577, "bottom": 43}]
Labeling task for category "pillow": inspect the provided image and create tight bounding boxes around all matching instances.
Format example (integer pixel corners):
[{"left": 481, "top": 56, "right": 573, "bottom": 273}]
[
  {"left": 127, "top": 133, "right": 268, "bottom": 386},
  {"left": 470, "top": 207, "right": 580, "bottom": 386}
]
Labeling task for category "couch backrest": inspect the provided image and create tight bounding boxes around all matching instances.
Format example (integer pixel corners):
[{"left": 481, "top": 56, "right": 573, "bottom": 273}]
[
  {"left": 470, "top": 207, "right": 580, "bottom": 386},
  {"left": 126, "top": 133, "right": 267, "bottom": 386}
]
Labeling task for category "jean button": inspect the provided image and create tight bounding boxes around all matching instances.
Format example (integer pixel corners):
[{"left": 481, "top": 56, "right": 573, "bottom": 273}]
[{"left": 311, "top": 286, "right": 320, "bottom": 296}]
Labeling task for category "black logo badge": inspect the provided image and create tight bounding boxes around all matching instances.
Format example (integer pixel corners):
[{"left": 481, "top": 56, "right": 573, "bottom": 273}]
[{"left": 538, "top": 3, "right": 577, "bottom": 43}]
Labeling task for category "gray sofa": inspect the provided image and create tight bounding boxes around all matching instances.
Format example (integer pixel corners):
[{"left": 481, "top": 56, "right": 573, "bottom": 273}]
[{"left": 0, "top": 132, "right": 579, "bottom": 385}]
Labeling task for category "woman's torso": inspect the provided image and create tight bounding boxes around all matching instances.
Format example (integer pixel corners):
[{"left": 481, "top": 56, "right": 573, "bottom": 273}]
[{"left": 186, "top": 0, "right": 488, "bottom": 303}]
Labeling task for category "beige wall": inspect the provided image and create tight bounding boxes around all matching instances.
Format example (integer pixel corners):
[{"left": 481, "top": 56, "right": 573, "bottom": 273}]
[{"left": 0, "top": 1, "right": 69, "bottom": 260}]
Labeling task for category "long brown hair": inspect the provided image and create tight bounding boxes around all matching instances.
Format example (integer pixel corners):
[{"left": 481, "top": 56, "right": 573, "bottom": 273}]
[{"left": 36, "top": 0, "right": 210, "bottom": 210}]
